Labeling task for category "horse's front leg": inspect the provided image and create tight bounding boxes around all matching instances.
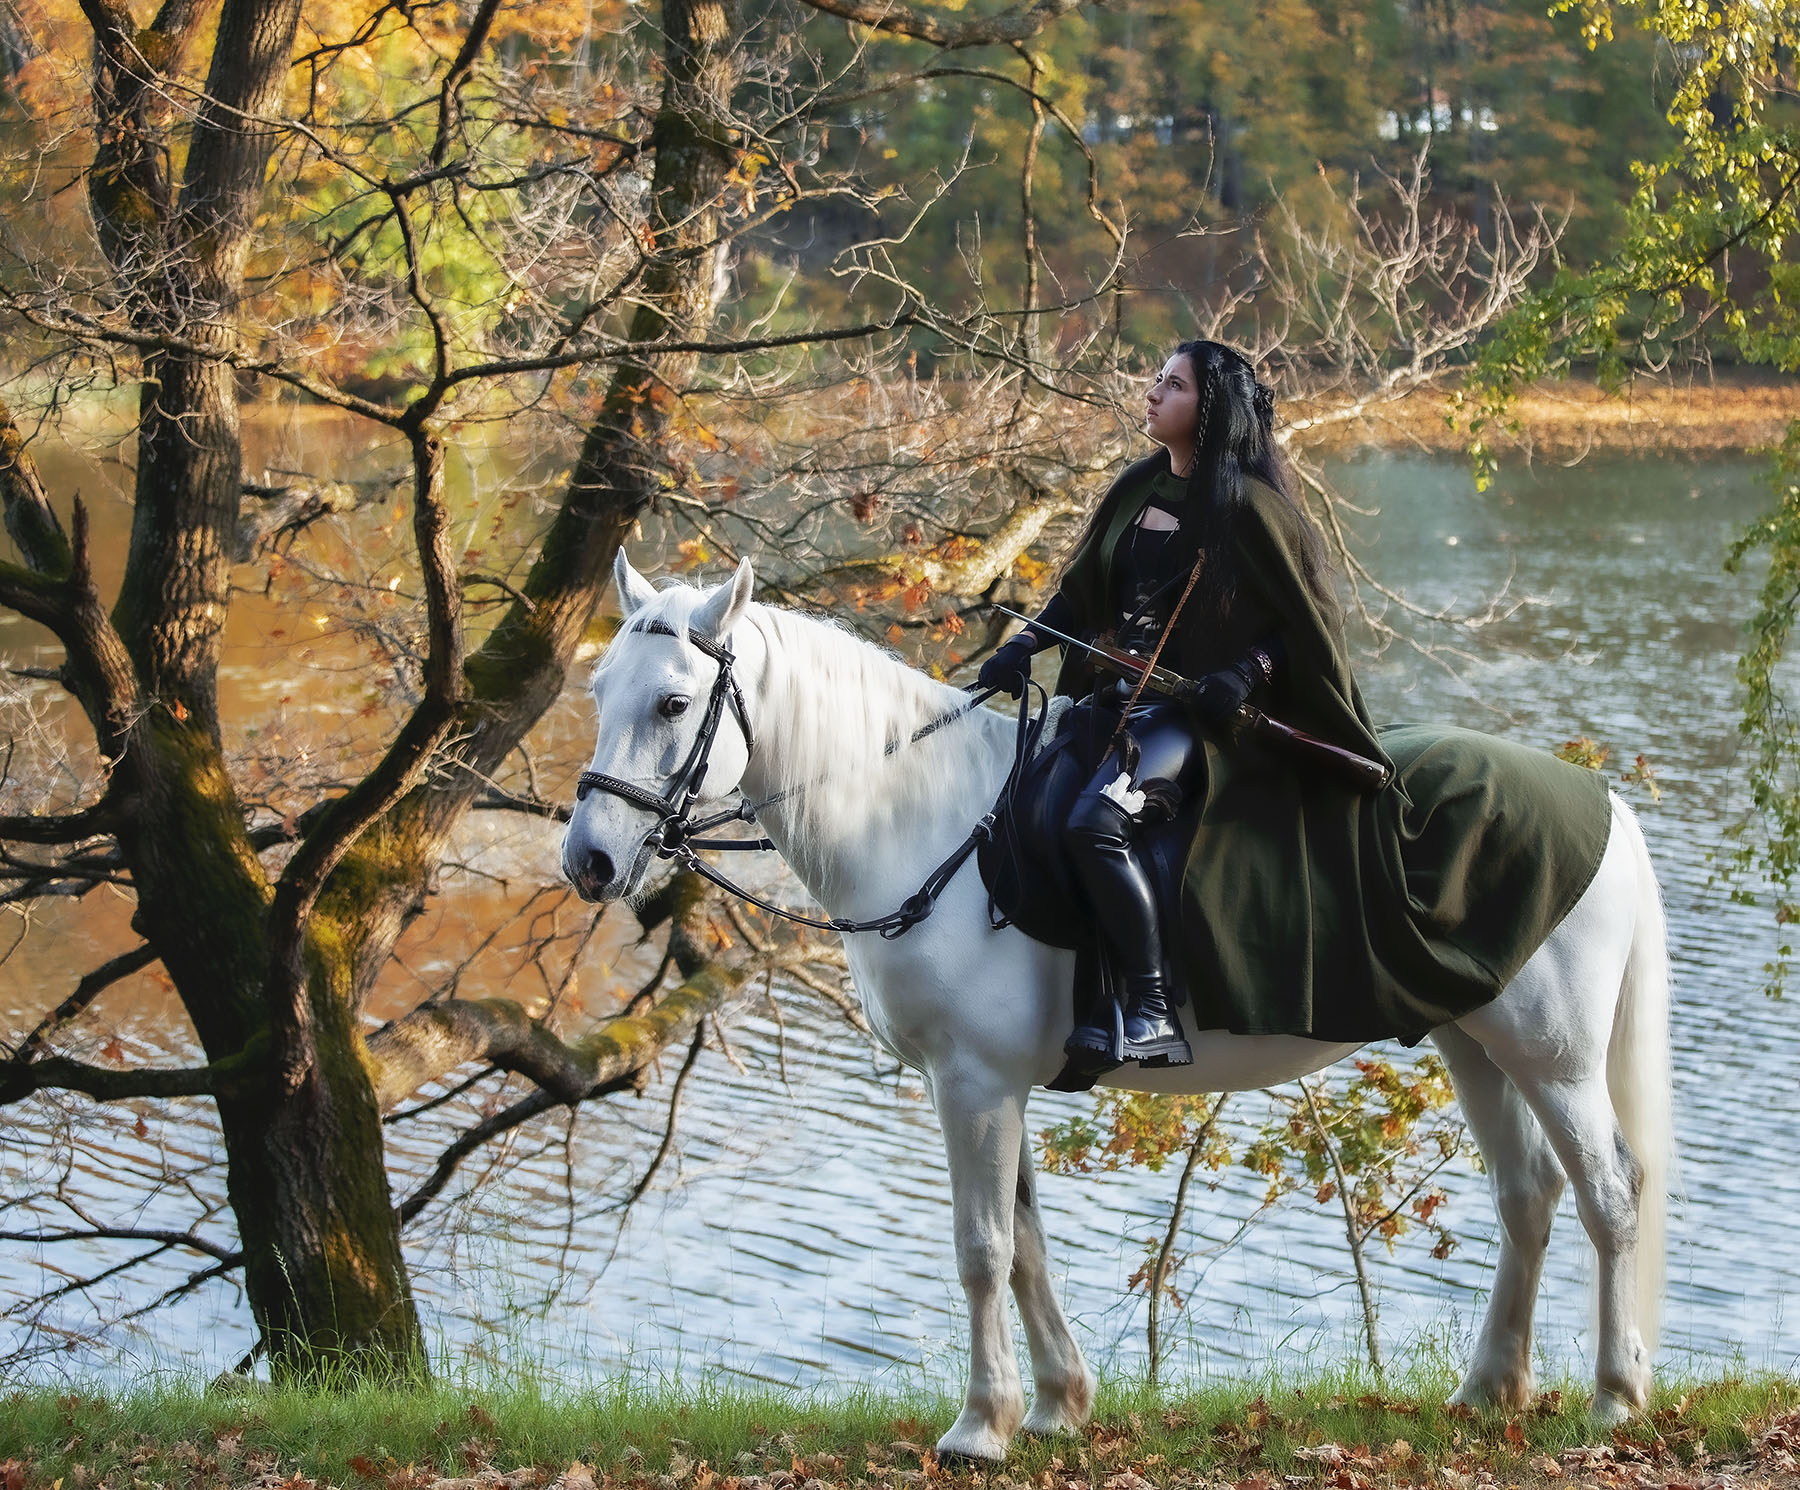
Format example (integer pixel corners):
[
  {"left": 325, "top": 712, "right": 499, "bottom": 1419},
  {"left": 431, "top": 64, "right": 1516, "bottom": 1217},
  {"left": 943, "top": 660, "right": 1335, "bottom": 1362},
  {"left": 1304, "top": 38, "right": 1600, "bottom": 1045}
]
[
  {"left": 929, "top": 1058, "right": 1029, "bottom": 1462},
  {"left": 1011, "top": 1130, "right": 1095, "bottom": 1436}
]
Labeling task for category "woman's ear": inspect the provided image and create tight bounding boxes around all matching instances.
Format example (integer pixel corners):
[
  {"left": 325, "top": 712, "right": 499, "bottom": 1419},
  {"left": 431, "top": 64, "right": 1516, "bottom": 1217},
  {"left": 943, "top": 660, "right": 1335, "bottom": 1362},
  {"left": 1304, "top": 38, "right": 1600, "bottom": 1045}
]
[
  {"left": 613, "top": 548, "right": 660, "bottom": 616},
  {"left": 692, "top": 557, "right": 754, "bottom": 641}
]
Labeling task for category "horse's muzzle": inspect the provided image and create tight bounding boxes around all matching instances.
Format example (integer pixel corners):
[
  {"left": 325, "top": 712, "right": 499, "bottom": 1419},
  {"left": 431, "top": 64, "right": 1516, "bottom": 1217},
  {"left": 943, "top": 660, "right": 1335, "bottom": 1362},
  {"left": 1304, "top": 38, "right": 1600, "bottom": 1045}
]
[{"left": 563, "top": 844, "right": 617, "bottom": 902}]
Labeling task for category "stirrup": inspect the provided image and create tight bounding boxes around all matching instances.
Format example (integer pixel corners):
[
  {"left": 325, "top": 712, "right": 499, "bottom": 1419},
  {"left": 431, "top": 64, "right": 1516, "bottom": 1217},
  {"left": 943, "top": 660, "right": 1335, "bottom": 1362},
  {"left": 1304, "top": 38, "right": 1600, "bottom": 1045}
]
[{"left": 1063, "top": 999, "right": 1126, "bottom": 1066}]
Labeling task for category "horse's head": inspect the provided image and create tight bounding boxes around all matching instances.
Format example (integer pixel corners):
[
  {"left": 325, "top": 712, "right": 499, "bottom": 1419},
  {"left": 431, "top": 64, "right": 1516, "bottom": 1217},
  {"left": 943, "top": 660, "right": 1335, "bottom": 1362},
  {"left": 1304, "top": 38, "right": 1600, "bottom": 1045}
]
[{"left": 561, "top": 550, "right": 757, "bottom": 902}]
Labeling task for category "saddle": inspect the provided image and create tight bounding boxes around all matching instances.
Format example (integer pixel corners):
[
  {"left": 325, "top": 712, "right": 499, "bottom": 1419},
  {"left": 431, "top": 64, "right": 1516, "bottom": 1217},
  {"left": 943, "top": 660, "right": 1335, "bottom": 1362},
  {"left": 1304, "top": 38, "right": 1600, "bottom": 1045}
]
[{"left": 977, "top": 697, "right": 1202, "bottom": 1092}]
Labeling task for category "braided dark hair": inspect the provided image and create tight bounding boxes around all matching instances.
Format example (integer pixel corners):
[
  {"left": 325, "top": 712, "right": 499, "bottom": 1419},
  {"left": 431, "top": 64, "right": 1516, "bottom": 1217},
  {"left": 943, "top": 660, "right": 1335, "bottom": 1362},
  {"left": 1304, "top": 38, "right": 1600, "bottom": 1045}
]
[{"left": 1169, "top": 339, "right": 1336, "bottom": 620}]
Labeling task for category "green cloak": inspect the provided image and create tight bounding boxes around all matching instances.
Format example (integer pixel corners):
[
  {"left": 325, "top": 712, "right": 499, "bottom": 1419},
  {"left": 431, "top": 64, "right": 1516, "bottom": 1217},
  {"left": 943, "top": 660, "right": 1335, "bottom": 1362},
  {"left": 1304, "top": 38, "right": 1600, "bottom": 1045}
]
[{"left": 1049, "top": 455, "right": 1614, "bottom": 1043}]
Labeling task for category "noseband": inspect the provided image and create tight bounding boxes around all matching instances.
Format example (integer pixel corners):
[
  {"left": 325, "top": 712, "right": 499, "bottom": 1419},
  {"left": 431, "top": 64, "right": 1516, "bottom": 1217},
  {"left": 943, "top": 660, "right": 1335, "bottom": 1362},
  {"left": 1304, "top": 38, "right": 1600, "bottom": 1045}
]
[{"left": 574, "top": 619, "right": 764, "bottom": 859}]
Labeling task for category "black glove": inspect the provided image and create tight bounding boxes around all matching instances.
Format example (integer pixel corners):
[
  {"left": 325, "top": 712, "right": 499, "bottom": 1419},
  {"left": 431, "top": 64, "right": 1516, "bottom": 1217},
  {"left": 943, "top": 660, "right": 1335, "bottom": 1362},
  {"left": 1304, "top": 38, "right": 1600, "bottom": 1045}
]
[
  {"left": 1185, "top": 663, "right": 1254, "bottom": 726},
  {"left": 977, "top": 635, "right": 1038, "bottom": 698}
]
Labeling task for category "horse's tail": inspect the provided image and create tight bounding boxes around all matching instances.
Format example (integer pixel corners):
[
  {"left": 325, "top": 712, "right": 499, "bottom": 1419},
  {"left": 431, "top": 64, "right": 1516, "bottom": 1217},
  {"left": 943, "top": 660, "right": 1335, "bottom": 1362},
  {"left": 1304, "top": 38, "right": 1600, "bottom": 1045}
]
[{"left": 1606, "top": 794, "right": 1672, "bottom": 1354}]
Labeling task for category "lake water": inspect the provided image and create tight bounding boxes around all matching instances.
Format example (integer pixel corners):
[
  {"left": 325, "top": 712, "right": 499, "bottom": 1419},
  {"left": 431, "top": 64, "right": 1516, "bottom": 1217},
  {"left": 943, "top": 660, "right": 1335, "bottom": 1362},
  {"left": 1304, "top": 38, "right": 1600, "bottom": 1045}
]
[{"left": 3, "top": 445, "right": 1798, "bottom": 1390}]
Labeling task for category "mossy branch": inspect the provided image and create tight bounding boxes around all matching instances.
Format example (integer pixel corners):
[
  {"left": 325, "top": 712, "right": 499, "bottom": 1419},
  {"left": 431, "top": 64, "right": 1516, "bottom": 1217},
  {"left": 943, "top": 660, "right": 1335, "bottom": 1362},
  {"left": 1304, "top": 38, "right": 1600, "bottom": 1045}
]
[
  {"left": 368, "top": 960, "right": 749, "bottom": 1112},
  {"left": 0, "top": 400, "right": 69, "bottom": 577},
  {"left": 816, "top": 479, "right": 1079, "bottom": 598},
  {"left": 0, "top": 558, "right": 72, "bottom": 631},
  {"left": 266, "top": 429, "right": 465, "bottom": 1092}
]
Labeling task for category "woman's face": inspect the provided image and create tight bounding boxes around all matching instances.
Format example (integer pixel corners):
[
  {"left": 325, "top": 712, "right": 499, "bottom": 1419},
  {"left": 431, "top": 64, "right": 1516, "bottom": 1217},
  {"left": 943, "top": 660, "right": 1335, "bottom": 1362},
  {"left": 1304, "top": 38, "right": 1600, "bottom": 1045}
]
[{"left": 1144, "top": 352, "right": 1201, "bottom": 449}]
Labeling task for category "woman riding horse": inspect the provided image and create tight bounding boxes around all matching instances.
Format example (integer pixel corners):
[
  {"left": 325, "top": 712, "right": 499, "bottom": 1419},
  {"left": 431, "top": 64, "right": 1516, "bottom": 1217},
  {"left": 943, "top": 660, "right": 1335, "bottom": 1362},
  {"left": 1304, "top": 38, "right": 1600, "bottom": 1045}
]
[{"left": 978, "top": 339, "right": 1371, "bottom": 1072}]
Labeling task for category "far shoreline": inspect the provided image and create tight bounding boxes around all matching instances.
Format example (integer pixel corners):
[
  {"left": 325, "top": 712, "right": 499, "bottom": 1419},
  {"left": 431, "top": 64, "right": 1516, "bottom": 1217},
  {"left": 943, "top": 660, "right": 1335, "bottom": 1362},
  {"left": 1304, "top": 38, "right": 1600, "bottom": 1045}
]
[{"left": 1287, "top": 369, "right": 1795, "bottom": 460}]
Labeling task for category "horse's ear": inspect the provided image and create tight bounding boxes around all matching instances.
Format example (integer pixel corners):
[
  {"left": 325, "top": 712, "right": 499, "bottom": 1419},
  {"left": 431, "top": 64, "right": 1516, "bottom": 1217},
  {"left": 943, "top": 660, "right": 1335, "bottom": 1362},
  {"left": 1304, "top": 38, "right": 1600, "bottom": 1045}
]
[
  {"left": 613, "top": 548, "right": 660, "bottom": 617},
  {"left": 692, "top": 557, "right": 754, "bottom": 641}
]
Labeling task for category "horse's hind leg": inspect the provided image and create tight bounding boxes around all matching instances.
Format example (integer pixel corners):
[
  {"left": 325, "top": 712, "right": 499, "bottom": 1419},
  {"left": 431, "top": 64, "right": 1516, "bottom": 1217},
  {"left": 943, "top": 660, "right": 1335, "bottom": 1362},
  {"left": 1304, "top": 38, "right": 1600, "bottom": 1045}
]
[
  {"left": 1506, "top": 1067, "right": 1650, "bottom": 1424},
  {"left": 929, "top": 1060, "right": 1029, "bottom": 1462},
  {"left": 1433, "top": 1023, "right": 1565, "bottom": 1412},
  {"left": 1010, "top": 1131, "right": 1095, "bottom": 1436}
]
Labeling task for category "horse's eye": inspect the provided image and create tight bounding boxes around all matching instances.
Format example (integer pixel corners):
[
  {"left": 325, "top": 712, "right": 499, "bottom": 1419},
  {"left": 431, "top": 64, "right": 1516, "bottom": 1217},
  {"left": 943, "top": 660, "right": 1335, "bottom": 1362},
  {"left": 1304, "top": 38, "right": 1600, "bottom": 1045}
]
[{"left": 659, "top": 695, "right": 691, "bottom": 719}]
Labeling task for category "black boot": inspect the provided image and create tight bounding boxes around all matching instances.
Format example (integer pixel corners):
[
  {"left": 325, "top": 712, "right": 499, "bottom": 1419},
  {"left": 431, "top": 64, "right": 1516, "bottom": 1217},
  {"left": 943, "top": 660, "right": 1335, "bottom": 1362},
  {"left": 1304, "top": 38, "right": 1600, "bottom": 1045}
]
[
  {"left": 1116, "top": 972, "right": 1191, "bottom": 1067},
  {"left": 1061, "top": 790, "right": 1192, "bottom": 1069},
  {"left": 1064, "top": 973, "right": 1192, "bottom": 1068}
]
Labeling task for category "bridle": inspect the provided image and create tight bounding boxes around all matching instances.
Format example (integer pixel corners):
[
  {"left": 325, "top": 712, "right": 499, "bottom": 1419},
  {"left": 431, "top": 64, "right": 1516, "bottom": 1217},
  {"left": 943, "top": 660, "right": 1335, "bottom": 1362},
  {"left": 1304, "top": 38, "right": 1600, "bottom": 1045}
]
[
  {"left": 571, "top": 616, "right": 1040, "bottom": 939},
  {"left": 575, "top": 619, "right": 764, "bottom": 859}
]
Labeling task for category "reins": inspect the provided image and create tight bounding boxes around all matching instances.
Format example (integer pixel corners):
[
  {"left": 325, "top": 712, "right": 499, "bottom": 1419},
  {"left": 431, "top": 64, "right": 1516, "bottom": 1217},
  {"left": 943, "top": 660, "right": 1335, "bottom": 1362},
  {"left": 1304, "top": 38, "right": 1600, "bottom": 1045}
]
[{"left": 575, "top": 617, "right": 1044, "bottom": 940}]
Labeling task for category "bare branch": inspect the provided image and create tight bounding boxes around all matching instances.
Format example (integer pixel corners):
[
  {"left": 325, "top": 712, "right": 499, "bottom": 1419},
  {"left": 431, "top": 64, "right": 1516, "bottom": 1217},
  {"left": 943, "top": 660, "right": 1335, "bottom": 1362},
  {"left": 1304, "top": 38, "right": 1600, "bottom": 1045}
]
[
  {"left": 793, "top": 0, "right": 1083, "bottom": 50},
  {"left": 0, "top": 1225, "right": 239, "bottom": 1264},
  {"left": 618, "top": 1025, "right": 706, "bottom": 1209},
  {"left": 430, "top": 0, "right": 504, "bottom": 168},
  {"left": 394, "top": 1087, "right": 561, "bottom": 1225},
  {"left": 8, "top": 943, "right": 158, "bottom": 1062},
  {"left": 0, "top": 800, "right": 119, "bottom": 845},
  {"left": 265, "top": 427, "right": 466, "bottom": 1093},
  {"left": 0, "top": 1040, "right": 264, "bottom": 1106}
]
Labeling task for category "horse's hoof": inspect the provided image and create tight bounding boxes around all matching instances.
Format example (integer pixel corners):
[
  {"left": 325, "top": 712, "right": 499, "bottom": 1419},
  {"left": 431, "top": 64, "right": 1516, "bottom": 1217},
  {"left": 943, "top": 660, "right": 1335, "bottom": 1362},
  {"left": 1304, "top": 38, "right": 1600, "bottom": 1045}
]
[
  {"left": 935, "top": 1446, "right": 1002, "bottom": 1470},
  {"left": 1018, "top": 1413, "right": 1080, "bottom": 1439},
  {"left": 1021, "top": 1370, "right": 1096, "bottom": 1436},
  {"left": 935, "top": 1418, "right": 1012, "bottom": 1464},
  {"left": 1450, "top": 1368, "right": 1533, "bottom": 1415},
  {"left": 1590, "top": 1393, "right": 1634, "bottom": 1428}
]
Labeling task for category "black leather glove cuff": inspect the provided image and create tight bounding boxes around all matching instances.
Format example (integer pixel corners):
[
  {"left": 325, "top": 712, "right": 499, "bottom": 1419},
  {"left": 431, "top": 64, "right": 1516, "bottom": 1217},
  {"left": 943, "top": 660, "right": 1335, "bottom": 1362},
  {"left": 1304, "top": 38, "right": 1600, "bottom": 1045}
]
[
  {"left": 977, "top": 636, "right": 1038, "bottom": 697},
  {"left": 1230, "top": 635, "right": 1286, "bottom": 693}
]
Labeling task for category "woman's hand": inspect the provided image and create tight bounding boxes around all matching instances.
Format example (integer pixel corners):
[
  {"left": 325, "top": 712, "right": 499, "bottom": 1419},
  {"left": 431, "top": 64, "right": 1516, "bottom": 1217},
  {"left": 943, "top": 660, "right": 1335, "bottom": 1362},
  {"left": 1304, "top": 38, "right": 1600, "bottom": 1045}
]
[
  {"left": 1185, "top": 663, "right": 1254, "bottom": 726},
  {"left": 977, "top": 635, "right": 1039, "bottom": 698},
  {"left": 1187, "top": 639, "right": 1281, "bottom": 726}
]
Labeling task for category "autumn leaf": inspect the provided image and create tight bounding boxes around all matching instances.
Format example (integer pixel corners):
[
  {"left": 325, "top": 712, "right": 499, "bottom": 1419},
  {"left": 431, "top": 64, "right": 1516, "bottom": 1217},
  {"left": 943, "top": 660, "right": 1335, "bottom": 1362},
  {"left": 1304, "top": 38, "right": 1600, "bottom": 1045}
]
[{"left": 1555, "top": 735, "right": 1609, "bottom": 770}]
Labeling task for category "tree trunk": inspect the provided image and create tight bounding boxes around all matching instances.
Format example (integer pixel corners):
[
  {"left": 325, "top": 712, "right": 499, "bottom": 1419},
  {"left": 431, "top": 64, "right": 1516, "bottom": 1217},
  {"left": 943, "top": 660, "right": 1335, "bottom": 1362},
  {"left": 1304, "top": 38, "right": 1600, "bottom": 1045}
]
[
  {"left": 10, "top": 0, "right": 743, "bottom": 1380},
  {"left": 222, "top": 0, "right": 743, "bottom": 1373},
  {"left": 217, "top": 994, "right": 424, "bottom": 1378},
  {"left": 90, "top": 0, "right": 425, "bottom": 1375}
]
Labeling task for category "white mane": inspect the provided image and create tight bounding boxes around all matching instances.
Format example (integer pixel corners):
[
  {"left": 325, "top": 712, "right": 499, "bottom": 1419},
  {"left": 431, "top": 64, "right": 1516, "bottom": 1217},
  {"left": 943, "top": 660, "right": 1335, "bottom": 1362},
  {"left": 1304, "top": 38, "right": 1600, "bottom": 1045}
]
[{"left": 597, "top": 582, "right": 1015, "bottom": 890}]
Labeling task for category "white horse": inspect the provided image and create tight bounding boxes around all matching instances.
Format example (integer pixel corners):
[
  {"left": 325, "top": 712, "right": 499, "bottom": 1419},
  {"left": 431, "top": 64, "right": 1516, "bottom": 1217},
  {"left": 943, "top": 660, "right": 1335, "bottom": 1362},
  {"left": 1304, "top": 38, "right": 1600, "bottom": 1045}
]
[{"left": 563, "top": 552, "right": 1672, "bottom": 1459}]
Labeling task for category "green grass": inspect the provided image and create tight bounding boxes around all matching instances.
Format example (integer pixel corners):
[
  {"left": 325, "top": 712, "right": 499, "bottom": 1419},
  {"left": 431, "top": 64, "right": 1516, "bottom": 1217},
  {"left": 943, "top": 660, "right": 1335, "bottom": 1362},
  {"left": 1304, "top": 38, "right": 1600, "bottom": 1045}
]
[{"left": 1, "top": 1372, "right": 1794, "bottom": 1488}]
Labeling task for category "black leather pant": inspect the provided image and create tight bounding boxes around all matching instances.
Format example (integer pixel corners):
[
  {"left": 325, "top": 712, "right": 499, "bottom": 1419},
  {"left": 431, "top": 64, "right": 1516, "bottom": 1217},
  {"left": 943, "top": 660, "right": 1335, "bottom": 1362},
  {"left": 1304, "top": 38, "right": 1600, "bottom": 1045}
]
[{"left": 1060, "top": 699, "right": 1202, "bottom": 985}]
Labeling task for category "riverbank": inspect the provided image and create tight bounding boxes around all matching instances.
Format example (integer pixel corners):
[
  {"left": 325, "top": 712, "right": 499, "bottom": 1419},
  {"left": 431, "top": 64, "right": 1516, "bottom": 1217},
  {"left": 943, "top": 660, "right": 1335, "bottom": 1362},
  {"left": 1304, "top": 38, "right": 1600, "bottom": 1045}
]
[
  {"left": 3, "top": 1376, "right": 1796, "bottom": 1490},
  {"left": 1288, "top": 370, "right": 1795, "bottom": 458}
]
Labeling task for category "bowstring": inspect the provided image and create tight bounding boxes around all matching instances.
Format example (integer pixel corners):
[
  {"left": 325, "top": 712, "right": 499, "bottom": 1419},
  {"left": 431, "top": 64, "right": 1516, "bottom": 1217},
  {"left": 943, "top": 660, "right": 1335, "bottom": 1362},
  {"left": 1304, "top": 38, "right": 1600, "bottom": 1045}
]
[{"left": 1103, "top": 545, "right": 1207, "bottom": 768}]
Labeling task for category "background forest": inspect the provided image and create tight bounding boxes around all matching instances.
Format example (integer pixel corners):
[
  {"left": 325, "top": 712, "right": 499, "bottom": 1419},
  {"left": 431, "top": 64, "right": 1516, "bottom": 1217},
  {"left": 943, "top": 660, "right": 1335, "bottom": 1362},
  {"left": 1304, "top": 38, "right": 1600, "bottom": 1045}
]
[{"left": 0, "top": 0, "right": 1678, "bottom": 383}]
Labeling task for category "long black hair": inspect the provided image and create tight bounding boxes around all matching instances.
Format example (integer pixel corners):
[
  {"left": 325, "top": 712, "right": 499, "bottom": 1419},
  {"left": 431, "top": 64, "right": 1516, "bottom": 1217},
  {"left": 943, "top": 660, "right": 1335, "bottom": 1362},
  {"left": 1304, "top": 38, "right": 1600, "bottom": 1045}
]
[{"left": 1170, "top": 339, "right": 1337, "bottom": 621}]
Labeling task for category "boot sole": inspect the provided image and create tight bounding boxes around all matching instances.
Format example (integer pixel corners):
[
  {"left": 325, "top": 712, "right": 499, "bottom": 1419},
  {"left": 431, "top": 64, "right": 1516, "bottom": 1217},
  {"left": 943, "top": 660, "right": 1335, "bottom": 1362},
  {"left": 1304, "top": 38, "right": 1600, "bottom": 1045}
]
[{"left": 1128, "top": 1042, "right": 1193, "bottom": 1067}]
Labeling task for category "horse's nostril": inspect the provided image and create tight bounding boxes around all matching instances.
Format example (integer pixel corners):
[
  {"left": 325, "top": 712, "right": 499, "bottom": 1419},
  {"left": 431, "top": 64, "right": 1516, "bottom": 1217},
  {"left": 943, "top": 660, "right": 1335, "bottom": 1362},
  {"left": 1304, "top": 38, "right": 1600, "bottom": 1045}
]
[{"left": 584, "top": 848, "right": 615, "bottom": 888}]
